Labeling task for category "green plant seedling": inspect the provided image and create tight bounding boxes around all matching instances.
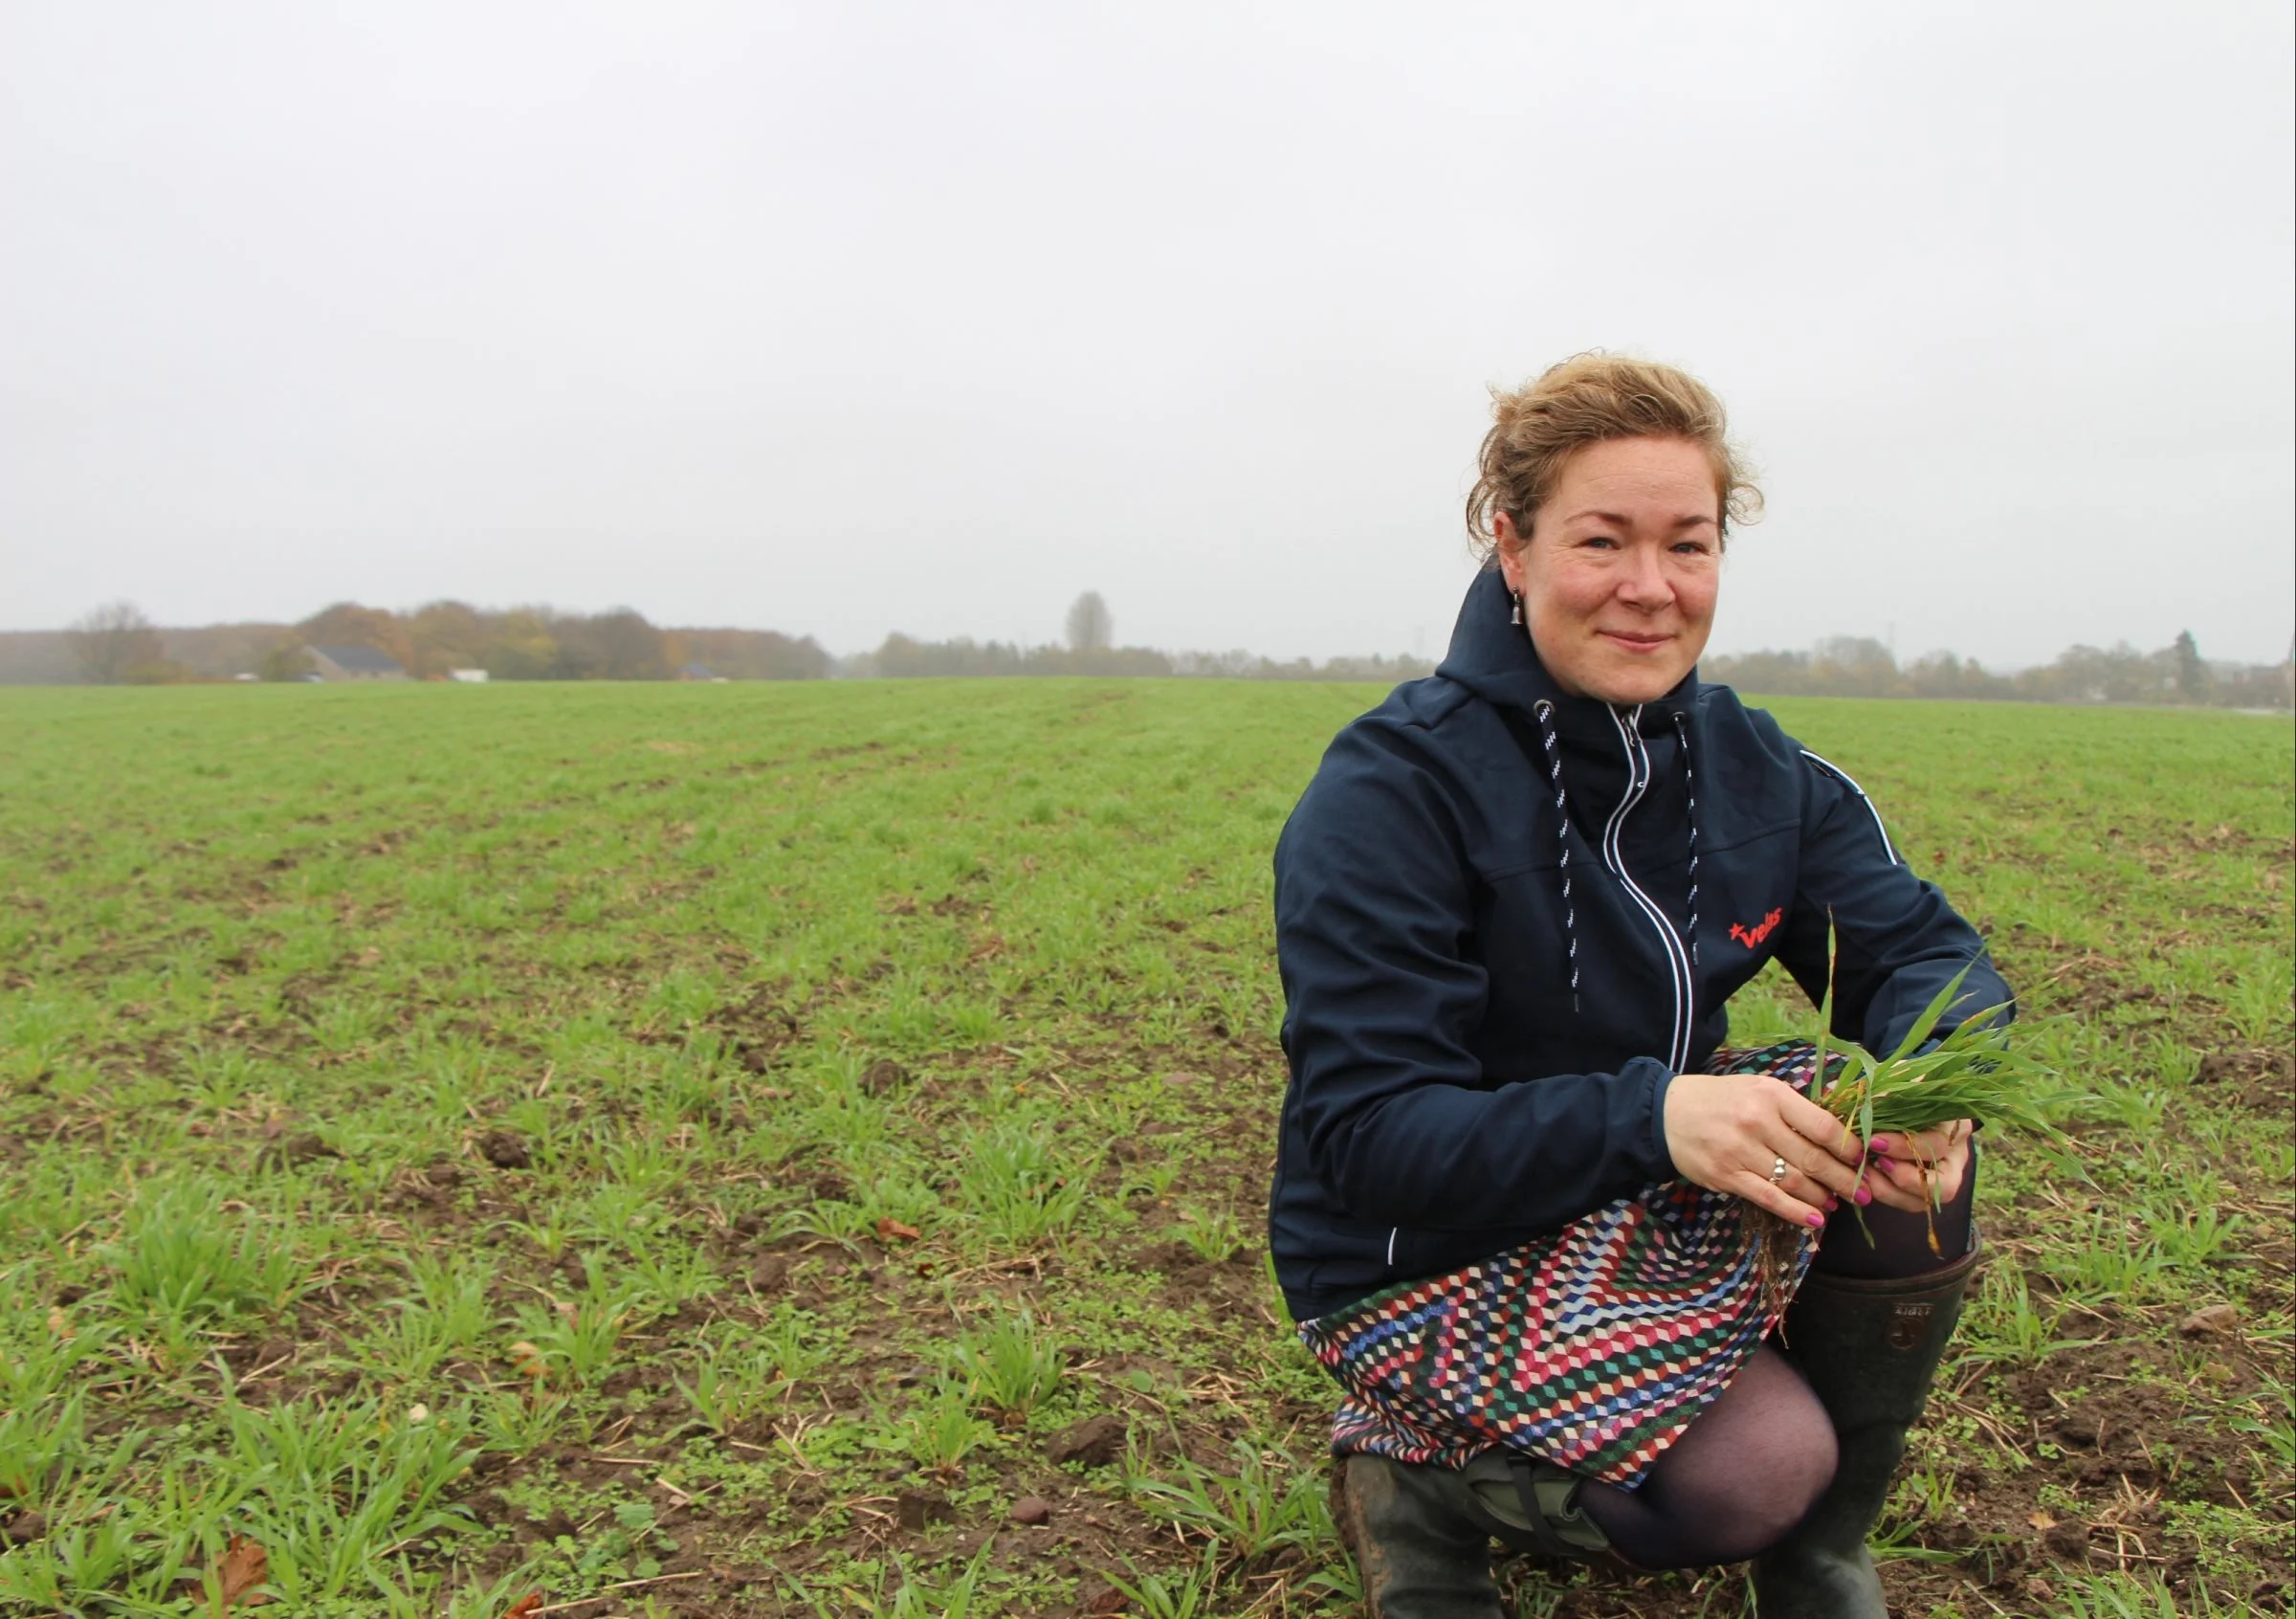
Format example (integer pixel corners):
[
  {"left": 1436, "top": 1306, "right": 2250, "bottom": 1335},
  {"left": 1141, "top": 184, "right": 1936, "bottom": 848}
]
[
  {"left": 0, "top": 1514, "right": 144, "bottom": 1609},
  {"left": 956, "top": 1119, "right": 1090, "bottom": 1249},
  {"left": 674, "top": 1342, "right": 795, "bottom": 1434},
  {"left": 902, "top": 1380, "right": 996, "bottom": 1478},
  {"left": 1124, "top": 1438, "right": 1334, "bottom": 1564},
  {"left": 104, "top": 1182, "right": 304, "bottom": 1330},
  {"left": 2228, "top": 1380, "right": 2294, "bottom": 1472},
  {"left": 949, "top": 1311, "right": 1064, "bottom": 1421},
  {"left": 211, "top": 1396, "right": 481, "bottom": 1604},
  {"left": 1103, "top": 1541, "right": 1225, "bottom": 1619},
  {"left": 1171, "top": 1209, "right": 1244, "bottom": 1264}
]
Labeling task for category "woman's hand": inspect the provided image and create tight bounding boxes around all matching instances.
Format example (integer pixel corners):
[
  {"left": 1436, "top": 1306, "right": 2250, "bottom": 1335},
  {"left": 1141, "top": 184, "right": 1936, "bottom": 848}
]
[
  {"left": 1663, "top": 1074, "right": 1873, "bottom": 1227},
  {"left": 1862, "top": 1120, "right": 1974, "bottom": 1214}
]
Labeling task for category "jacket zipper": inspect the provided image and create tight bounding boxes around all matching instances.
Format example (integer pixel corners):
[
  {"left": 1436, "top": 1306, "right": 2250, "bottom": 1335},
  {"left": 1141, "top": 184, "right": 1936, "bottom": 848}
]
[{"left": 1603, "top": 706, "right": 1695, "bottom": 1072}]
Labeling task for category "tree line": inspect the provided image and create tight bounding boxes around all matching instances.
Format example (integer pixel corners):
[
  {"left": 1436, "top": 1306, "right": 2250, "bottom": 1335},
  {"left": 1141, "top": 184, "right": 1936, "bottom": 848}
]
[
  {"left": 40, "top": 590, "right": 1439, "bottom": 687},
  {"left": 33, "top": 594, "right": 2295, "bottom": 709},
  {"left": 1701, "top": 632, "right": 2293, "bottom": 709},
  {"left": 51, "top": 601, "right": 828, "bottom": 684},
  {"left": 853, "top": 637, "right": 1434, "bottom": 683},
  {"left": 843, "top": 590, "right": 1437, "bottom": 681}
]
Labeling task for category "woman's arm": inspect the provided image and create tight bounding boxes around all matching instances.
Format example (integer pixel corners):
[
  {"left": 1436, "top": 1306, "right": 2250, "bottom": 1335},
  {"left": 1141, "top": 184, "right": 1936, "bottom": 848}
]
[
  {"left": 1768, "top": 748, "right": 2004, "bottom": 1214},
  {"left": 1772, "top": 750, "right": 2014, "bottom": 1053},
  {"left": 1275, "top": 729, "right": 1678, "bottom": 1232}
]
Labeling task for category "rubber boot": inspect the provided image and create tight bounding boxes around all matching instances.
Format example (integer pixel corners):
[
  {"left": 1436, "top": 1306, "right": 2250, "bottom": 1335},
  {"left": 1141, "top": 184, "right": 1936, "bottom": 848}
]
[
  {"left": 1334, "top": 1454, "right": 1506, "bottom": 1619},
  {"left": 1335, "top": 1453, "right": 1615, "bottom": 1618},
  {"left": 1752, "top": 1241, "right": 1981, "bottom": 1618}
]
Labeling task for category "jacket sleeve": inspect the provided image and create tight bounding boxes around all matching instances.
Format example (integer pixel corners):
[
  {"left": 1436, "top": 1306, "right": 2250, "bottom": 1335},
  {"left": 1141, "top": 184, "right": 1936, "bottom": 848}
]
[
  {"left": 1772, "top": 749, "right": 2014, "bottom": 1053},
  {"left": 1274, "top": 726, "right": 1678, "bottom": 1231}
]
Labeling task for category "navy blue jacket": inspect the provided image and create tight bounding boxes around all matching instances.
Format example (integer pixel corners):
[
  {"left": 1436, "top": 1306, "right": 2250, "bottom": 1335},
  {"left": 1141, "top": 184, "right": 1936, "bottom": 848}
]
[{"left": 1269, "top": 569, "right": 2011, "bottom": 1322}]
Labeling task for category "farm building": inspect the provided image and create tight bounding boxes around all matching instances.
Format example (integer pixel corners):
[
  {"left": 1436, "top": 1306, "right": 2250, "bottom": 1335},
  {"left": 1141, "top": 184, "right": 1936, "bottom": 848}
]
[{"left": 306, "top": 645, "right": 408, "bottom": 681}]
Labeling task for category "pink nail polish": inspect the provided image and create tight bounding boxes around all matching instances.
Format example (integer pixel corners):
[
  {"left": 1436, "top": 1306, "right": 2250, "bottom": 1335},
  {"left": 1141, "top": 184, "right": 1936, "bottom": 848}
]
[
  {"left": 1870, "top": 1138, "right": 1893, "bottom": 1154},
  {"left": 1854, "top": 1187, "right": 1873, "bottom": 1206},
  {"left": 1805, "top": 1211, "right": 1825, "bottom": 1228}
]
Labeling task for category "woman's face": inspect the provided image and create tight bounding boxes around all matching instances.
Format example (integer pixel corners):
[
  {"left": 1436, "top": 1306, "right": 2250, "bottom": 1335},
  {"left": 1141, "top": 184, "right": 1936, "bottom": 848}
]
[{"left": 1496, "top": 435, "right": 1722, "bottom": 705}]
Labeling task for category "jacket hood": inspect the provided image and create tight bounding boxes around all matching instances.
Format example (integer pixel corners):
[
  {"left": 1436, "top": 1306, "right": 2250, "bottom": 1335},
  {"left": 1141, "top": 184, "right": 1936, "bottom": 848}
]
[{"left": 1436, "top": 567, "right": 1695, "bottom": 742}]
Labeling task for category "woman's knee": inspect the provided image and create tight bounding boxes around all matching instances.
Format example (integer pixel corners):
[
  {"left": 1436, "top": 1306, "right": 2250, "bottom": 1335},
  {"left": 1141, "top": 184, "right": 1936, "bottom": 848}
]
[
  {"left": 1589, "top": 1353, "right": 1839, "bottom": 1567},
  {"left": 1743, "top": 1356, "right": 1838, "bottom": 1514},
  {"left": 1705, "top": 1417, "right": 1836, "bottom": 1559},
  {"left": 1766, "top": 1408, "right": 1838, "bottom": 1522},
  {"left": 1681, "top": 1355, "right": 1838, "bottom": 1558}
]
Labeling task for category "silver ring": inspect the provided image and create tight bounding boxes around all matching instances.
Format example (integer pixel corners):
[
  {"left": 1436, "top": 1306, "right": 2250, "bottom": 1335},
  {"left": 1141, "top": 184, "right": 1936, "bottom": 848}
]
[{"left": 1770, "top": 1154, "right": 1789, "bottom": 1186}]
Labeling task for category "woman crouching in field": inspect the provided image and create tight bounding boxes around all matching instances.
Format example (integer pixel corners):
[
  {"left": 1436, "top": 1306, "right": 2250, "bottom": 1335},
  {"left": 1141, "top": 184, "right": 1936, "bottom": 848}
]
[{"left": 1268, "top": 354, "right": 2008, "bottom": 1617}]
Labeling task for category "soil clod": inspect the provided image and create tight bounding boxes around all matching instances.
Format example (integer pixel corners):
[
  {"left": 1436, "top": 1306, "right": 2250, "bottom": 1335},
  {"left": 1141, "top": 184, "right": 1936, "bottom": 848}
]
[
  {"left": 2180, "top": 1302, "right": 2239, "bottom": 1336},
  {"left": 269, "top": 1131, "right": 339, "bottom": 1167},
  {"left": 2043, "top": 1521, "right": 2091, "bottom": 1562},
  {"left": 478, "top": 1129, "right": 531, "bottom": 1169},
  {"left": 1047, "top": 1413, "right": 1126, "bottom": 1469},
  {"left": 897, "top": 1489, "right": 954, "bottom": 1530},
  {"left": 2049, "top": 1413, "right": 2101, "bottom": 1448}
]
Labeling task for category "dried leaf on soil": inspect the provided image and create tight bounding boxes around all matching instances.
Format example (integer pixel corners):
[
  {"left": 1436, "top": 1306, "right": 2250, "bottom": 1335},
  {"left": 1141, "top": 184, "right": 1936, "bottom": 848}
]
[{"left": 210, "top": 1535, "right": 269, "bottom": 1609}]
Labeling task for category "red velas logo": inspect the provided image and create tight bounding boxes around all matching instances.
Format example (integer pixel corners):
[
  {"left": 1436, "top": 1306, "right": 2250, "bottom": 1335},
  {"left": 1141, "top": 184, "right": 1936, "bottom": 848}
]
[{"left": 1729, "top": 908, "right": 1784, "bottom": 948}]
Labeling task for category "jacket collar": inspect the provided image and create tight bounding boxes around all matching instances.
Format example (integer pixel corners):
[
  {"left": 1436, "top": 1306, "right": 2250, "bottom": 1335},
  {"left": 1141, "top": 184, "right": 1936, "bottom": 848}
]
[{"left": 1436, "top": 567, "right": 1696, "bottom": 743}]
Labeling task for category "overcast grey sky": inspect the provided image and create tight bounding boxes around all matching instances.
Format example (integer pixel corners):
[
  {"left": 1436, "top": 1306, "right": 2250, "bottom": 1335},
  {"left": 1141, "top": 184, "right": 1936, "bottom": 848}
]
[{"left": 4, "top": 2, "right": 2290, "bottom": 667}]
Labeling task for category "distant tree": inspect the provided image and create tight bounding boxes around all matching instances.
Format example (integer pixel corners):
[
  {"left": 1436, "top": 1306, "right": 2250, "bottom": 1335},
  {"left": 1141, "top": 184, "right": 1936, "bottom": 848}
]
[
  {"left": 480, "top": 610, "right": 559, "bottom": 679},
  {"left": 68, "top": 601, "right": 165, "bottom": 684},
  {"left": 1701, "top": 648, "right": 1812, "bottom": 695},
  {"left": 259, "top": 643, "right": 316, "bottom": 681},
  {"left": 668, "top": 628, "right": 831, "bottom": 679},
  {"left": 1066, "top": 591, "right": 1113, "bottom": 654},
  {"left": 1302, "top": 653, "right": 1437, "bottom": 682},
  {"left": 872, "top": 632, "right": 926, "bottom": 677},
  {"left": 1905, "top": 651, "right": 2010, "bottom": 700},
  {"left": 2020, "top": 641, "right": 2151, "bottom": 704},
  {"left": 1168, "top": 648, "right": 1262, "bottom": 677},
  {"left": 2172, "top": 630, "right": 2207, "bottom": 703},
  {"left": 408, "top": 600, "right": 488, "bottom": 677},
  {"left": 1809, "top": 635, "right": 1901, "bottom": 699},
  {"left": 876, "top": 633, "right": 1026, "bottom": 677},
  {"left": 550, "top": 608, "right": 667, "bottom": 679},
  {"left": 868, "top": 631, "right": 1178, "bottom": 678},
  {"left": 593, "top": 609, "right": 670, "bottom": 679}
]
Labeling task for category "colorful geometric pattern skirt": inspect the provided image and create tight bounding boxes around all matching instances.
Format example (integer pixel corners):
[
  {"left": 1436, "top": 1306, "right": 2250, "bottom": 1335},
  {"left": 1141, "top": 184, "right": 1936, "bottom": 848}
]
[{"left": 1296, "top": 1040, "right": 1840, "bottom": 1488}]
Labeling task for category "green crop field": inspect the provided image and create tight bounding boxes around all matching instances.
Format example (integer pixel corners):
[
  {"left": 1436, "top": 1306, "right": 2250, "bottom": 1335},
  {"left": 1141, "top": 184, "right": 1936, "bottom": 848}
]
[{"left": 1, "top": 681, "right": 2288, "bottom": 1618}]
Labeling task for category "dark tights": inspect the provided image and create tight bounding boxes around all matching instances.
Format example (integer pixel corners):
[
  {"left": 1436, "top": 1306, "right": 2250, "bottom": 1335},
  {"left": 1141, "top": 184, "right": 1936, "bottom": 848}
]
[{"left": 1571, "top": 1159, "right": 1976, "bottom": 1569}]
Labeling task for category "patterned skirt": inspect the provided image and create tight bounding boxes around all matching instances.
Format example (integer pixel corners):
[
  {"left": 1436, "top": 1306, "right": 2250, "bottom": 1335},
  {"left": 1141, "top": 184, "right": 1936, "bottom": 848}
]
[{"left": 1296, "top": 1040, "right": 1839, "bottom": 1487}]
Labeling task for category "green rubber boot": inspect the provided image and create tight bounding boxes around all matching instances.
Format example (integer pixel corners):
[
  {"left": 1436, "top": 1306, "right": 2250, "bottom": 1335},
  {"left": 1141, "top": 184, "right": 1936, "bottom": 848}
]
[
  {"left": 1753, "top": 1242, "right": 1982, "bottom": 1618},
  {"left": 1335, "top": 1453, "right": 1613, "bottom": 1617},
  {"left": 1335, "top": 1454, "right": 1505, "bottom": 1619}
]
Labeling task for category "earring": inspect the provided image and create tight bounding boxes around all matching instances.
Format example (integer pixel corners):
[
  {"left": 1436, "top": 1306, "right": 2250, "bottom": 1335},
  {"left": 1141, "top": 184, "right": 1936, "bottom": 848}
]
[{"left": 1510, "top": 591, "right": 1524, "bottom": 627}]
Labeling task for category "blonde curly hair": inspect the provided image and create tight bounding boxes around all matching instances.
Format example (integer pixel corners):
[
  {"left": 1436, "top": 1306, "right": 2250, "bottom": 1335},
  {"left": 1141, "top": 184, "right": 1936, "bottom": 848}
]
[{"left": 1466, "top": 353, "right": 1762, "bottom": 558}]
